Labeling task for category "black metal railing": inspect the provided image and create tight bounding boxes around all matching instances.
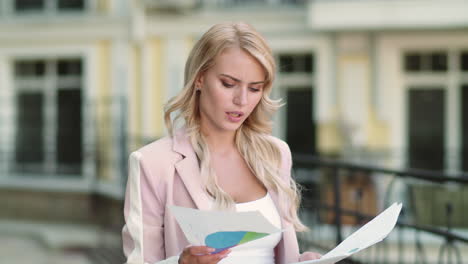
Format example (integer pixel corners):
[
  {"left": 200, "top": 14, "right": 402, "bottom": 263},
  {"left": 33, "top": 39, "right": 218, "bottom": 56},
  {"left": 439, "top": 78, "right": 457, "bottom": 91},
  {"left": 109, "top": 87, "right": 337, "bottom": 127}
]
[
  {"left": 202, "top": 0, "right": 308, "bottom": 8},
  {"left": 294, "top": 154, "right": 468, "bottom": 264}
]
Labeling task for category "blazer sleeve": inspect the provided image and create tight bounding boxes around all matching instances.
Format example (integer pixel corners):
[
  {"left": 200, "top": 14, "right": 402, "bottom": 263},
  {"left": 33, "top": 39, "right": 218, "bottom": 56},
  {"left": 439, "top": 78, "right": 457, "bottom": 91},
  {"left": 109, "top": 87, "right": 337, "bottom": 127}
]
[
  {"left": 277, "top": 138, "right": 293, "bottom": 181},
  {"left": 122, "top": 151, "right": 179, "bottom": 264},
  {"left": 275, "top": 138, "right": 302, "bottom": 263}
]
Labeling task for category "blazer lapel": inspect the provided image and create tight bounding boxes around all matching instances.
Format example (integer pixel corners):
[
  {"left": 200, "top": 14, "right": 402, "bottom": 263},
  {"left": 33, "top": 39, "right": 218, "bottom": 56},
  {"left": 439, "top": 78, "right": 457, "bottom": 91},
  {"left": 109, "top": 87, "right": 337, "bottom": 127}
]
[{"left": 173, "top": 129, "right": 211, "bottom": 211}]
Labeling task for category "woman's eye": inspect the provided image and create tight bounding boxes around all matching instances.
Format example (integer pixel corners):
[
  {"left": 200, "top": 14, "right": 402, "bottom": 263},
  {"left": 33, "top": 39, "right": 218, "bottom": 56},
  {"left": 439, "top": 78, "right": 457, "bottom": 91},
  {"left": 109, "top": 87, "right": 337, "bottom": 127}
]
[
  {"left": 249, "top": 85, "right": 263, "bottom": 92},
  {"left": 222, "top": 81, "right": 234, "bottom": 88}
]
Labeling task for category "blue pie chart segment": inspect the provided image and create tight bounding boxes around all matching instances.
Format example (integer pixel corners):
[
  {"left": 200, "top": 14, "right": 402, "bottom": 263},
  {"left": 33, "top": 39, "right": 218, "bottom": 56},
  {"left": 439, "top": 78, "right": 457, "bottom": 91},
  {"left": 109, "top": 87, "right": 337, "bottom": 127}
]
[
  {"left": 205, "top": 231, "right": 246, "bottom": 253},
  {"left": 205, "top": 231, "right": 269, "bottom": 253}
]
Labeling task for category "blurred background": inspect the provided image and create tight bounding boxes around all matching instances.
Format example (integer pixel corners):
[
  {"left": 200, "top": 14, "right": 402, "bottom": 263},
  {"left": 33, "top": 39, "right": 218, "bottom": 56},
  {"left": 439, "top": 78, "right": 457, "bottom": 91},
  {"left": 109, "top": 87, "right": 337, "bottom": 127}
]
[{"left": 1, "top": 0, "right": 468, "bottom": 263}]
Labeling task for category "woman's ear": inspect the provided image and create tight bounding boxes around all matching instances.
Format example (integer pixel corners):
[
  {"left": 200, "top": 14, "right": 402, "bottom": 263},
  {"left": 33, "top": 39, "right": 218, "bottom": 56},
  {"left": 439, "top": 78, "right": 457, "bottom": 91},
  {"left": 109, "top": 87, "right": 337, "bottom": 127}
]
[{"left": 195, "top": 74, "right": 204, "bottom": 91}]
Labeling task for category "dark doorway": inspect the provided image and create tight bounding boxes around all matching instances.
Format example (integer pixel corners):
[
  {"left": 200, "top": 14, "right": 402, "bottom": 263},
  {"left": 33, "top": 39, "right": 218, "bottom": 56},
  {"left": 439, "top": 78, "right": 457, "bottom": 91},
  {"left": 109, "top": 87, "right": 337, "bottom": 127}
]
[
  {"left": 286, "top": 88, "right": 316, "bottom": 155},
  {"left": 462, "top": 85, "right": 468, "bottom": 172},
  {"left": 57, "top": 89, "right": 82, "bottom": 174},
  {"left": 15, "top": 92, "right": 44, "bottom": 165},
  {"left": 407, "top": 88, "right": 445, "bottom": 171}
]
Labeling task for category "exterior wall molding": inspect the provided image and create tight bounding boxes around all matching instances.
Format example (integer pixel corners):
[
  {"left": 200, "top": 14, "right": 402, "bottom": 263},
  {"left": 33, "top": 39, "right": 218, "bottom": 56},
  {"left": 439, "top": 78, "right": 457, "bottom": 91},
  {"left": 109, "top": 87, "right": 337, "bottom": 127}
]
[{"left": 308, "top": 0, "right": 468, "bottom": 31}]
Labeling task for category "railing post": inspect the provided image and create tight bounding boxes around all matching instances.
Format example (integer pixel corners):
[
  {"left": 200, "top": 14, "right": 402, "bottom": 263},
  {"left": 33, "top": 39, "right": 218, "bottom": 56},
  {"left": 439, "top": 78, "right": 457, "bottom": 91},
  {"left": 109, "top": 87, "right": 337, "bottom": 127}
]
[{"left": 333, "top": 167, "right": 343, "bottom": 244}]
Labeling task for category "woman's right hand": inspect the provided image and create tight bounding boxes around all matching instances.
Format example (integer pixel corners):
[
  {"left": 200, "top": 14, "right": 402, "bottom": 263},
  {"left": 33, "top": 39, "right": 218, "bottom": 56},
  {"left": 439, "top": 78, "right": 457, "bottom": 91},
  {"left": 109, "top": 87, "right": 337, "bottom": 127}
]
[{"left": 178, "top": 246, "right": 230, "bottom": 264}]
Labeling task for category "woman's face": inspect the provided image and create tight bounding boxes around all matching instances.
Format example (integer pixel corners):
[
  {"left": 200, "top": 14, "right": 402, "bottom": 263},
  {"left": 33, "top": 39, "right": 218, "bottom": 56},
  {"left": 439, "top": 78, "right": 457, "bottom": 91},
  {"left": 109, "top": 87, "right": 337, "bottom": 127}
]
[{"left": 197, "top": 47, "right": 265, "bottom": 134}]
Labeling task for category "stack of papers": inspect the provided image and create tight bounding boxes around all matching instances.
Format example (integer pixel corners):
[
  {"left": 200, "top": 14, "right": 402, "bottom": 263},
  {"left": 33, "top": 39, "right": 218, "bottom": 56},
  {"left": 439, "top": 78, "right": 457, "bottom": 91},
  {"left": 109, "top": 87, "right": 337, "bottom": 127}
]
[
  {"left": 169, "top": 202, "right": 402, "bottom": 263},
  {"left": 291, "top": 202, "right": 402, "bottom": 264}
]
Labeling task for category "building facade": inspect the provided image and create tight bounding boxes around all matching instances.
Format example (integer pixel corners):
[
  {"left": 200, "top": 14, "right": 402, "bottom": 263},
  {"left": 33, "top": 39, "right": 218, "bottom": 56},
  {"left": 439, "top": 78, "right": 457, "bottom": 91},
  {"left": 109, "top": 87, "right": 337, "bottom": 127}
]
[{"left": 0, "top": 0, "right": 467, "bottom": 235}]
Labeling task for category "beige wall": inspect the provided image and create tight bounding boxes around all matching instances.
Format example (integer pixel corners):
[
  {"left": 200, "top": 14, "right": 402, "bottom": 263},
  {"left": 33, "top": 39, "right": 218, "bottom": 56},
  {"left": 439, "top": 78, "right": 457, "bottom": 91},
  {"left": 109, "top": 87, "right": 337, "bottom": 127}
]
[{"left": 96, "top": 40, "right": 113, "bottom": 180}]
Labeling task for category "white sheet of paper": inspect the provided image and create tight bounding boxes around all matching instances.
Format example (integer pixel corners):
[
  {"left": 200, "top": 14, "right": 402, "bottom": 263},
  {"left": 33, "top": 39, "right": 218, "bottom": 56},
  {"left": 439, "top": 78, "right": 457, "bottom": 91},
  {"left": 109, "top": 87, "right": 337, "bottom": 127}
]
[
  {"left": 291, "top": 202, "right": 402, "bottom": 264},
  {"left": 168, "top": 205, "right": 282, "bottom": 246}
]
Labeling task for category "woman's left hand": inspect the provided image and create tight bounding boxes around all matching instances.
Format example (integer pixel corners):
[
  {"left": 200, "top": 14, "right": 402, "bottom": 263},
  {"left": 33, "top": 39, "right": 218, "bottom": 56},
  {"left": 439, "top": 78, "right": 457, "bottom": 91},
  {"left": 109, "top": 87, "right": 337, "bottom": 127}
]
[{"left": 299, "top": 251, "right": 322, "bottom": 261}]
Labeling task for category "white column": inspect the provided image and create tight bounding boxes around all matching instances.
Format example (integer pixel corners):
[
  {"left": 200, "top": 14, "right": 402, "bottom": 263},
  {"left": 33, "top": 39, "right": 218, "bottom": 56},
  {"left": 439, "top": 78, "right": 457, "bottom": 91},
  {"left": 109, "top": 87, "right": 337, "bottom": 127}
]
[
  {"left": 447, "top": 49, "right": 460, "bottom": 173},
  {"left": 316, "top": 35, "right": 334, "bottom": 122},
  {"left": 83, "top": 48, "right": 98, "bottom": 184},
  {"left": 44, "top": 61, "right": 57, "bottom": 174},
  {"left": 0, "top": 54, "right": 10, "bottom": 176},
  {"left": 336, "top": 33, "right": 370, "bottom": 158},
  {"left": 163, "top": 36, "right": 190, "bottom": 133},
  {"left": 114, "top": 0, "right": 131, "bottom": 17},
  {"left": 141, "top": 40, "right": 152, "bottom": 141},
  {"left": 164, "top": 36, "right": 187, "bottom": 103},
  {"left": 87, "top": 0, "right": 98, "bottom": 15},
  {"left": 0, "top": 0, "right": 9, "bottom": 17},
  {"left": 112, "top": 39, "right": 129, "bottom": 180}
]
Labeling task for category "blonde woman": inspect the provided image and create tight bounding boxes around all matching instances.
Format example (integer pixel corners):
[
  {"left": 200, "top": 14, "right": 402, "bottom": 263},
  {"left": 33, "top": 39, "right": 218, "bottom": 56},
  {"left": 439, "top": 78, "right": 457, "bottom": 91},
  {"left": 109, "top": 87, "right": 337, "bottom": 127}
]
[{"left": 122, "top": 22, "right": 322, "bottom": 264}]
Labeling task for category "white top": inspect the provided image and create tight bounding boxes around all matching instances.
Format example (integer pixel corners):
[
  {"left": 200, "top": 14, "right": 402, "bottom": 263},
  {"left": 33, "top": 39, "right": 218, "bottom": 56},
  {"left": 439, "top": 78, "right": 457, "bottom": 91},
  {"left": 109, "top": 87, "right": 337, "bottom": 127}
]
[
  {"left": 156, "top": 193, "right": 283, "bottom": 264},
  {"left": 218, "top": 192, "right": 282, "bottom": 264}
]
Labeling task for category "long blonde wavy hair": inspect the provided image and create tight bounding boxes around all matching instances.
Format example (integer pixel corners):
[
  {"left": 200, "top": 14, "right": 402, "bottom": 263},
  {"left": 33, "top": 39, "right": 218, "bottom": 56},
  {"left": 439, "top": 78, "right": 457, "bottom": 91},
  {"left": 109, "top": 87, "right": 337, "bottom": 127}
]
[{"left": 164, "top": 22, "right": 306, "bottom": 231}]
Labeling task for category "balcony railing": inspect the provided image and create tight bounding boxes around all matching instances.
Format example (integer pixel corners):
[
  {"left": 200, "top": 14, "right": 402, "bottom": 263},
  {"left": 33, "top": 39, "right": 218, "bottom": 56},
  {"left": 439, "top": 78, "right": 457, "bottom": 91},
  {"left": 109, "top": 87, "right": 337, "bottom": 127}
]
[
  {"left": 202, "top": 0, "right": 307, "bottom": 8},
  {"left": 294, "top": 154, "right": 468, "bottom": 264}
]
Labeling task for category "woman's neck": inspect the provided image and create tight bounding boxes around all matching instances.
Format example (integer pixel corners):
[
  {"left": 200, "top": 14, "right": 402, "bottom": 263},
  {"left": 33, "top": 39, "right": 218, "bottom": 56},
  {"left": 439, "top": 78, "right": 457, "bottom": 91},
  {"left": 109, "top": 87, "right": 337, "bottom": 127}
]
[{"left": 201, "top": 129, "right": 237, "bottom": 156}]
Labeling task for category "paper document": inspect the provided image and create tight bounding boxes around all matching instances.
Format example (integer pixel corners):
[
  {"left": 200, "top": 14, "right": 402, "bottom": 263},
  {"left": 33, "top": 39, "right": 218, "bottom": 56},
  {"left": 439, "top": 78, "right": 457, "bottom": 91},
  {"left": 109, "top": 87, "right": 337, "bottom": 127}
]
[
  {"left": 169, "top": 202, "right": 401, "bottom": 261},
  {"left": 169, "top": 205, "right": 283, "bottom": 253},
  {"left": 290, "top": 202, "right": 402, "bottom": 264}
]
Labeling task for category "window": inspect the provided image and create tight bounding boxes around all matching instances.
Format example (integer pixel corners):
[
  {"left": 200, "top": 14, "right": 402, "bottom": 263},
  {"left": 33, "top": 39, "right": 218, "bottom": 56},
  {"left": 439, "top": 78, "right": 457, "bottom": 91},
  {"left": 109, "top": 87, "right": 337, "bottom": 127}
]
[
  {"left": 461, "top": 85, "right": 468, "bottom": 172},
  {"left": 461, "top": 51, "right": 468, "bottom": 71},
  {"left": 229, "top": 0, "right": 267, "bottom": 4},
  {"left": 58, "top": 0, "right": 84, "bottom": 11},
  {"left": 286, "top": 88, "right": 316, "bottom": 155},
  {"left": 402, "top": 49, "right": 468, "bottom": 173},
  {"left": 431, "top": 52, "right": 448, "bottom": 72},
  {"left": 277, "top": 52, "right": 316, "bottom": 155},
  {"left": 14, "top": 0, "right": 85, "bottom": 13},
  {"left": 15, "top": 60, "right": 45, "bottom": 76},
  {"left": 408, "top": 88, "right": 445, "bottom": 171},
  {"left": 16, "top": 92, "right": 44, "bottom": 164},
  {"left": 223, "top": 0, "right": 306, "bottom": 5},
  {"left": 404, "top": 51, "right": 448, "bottom": 72},
  {"left": 404, "top": 53, "right": 422, "bottom": 72},
  {"left": 14, "top": 58, "right": 83, "bottom": 175},
  {"left": 403, "top": 52, "right": 448, "bottom": 171},
  {"left": 15, "top": 0, "right": 44, "bottom": 12},
  {"left": 57, "top": 58, "right": 82, "bottom": 75},
  {"left": 279, "top": 53, "right": 314, "bottom": 73}
]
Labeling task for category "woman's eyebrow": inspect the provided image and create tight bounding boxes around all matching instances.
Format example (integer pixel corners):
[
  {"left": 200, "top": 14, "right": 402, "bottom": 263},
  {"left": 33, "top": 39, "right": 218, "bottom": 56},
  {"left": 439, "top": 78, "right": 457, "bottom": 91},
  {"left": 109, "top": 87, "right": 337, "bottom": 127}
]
[{"left": 220, "top": 74, "right": 265, "bottom": 85}]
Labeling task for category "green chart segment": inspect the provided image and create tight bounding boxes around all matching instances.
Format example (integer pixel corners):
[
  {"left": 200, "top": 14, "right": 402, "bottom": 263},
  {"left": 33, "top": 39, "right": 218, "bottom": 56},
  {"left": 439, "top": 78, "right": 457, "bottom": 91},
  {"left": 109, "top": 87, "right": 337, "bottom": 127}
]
[{"left": 205, "top": 231, "right": 269, "bottom": 253}]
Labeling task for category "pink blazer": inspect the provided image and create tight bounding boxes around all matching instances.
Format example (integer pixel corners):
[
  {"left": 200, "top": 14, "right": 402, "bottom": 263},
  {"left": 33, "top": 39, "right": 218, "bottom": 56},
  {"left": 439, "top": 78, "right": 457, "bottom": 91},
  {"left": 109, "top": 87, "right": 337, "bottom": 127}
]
[{"left": 122, "top": 129, "right": 301, "bottom": 264}]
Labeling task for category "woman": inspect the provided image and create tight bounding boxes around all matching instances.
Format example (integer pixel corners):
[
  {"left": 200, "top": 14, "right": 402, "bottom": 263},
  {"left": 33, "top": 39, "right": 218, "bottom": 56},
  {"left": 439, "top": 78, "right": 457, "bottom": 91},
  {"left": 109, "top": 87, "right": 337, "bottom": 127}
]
[{"left": 122, "top": 22, "right": 321, "bottom": 264}]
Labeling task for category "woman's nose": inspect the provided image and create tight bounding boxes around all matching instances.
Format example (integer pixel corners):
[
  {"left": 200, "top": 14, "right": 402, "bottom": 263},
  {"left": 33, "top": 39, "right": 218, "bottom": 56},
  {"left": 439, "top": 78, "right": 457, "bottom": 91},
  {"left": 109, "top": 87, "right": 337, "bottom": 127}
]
[{"left": 233, "top": 87, "right": 248, "bottom": 106}]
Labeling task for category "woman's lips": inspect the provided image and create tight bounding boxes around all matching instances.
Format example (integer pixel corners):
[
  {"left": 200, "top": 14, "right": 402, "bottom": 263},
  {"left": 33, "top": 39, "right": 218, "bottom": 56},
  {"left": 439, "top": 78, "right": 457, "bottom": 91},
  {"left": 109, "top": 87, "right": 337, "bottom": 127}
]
[{"left": 226, "top": 111, "right": 244, "bottom": 122}]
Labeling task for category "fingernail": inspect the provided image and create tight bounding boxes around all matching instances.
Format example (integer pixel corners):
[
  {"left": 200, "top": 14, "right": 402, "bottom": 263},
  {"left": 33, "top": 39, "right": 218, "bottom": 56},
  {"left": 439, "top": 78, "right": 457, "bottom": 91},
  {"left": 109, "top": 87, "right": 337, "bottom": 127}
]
[{"left": 208, "top": 247, "right": 215, "bottom": 252}]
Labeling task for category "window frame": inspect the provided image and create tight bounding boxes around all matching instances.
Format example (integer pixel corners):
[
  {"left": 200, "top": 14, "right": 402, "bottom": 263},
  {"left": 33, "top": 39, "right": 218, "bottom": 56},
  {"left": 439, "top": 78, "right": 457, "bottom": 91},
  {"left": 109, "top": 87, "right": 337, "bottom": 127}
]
[
  {"left": 269, "top": 34, "right": 331, "bottom": 143},
  {"left": 401, "top": 48, "right": 467, "bottom": 173},
  {"left": 5, "top": 0, "right": 90, "bottom": 16},
  {"left": 275, "top": 51, "right": 316, "bottom": 142},
  {"left": 14, "top": 58, "right": 83, "bottom": 175},
  {"left": 0, "top": 45, "right": 97, "bottom": 192}
]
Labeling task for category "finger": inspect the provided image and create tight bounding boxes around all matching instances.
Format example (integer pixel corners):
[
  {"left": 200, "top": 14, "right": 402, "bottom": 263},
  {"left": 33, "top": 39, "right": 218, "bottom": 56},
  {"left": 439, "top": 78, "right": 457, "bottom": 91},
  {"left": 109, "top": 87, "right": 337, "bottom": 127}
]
[
  {"left": 198, "top": 249, "right": 231, "bottom": 263},
  {"left": 188, "top": 245, "right": 216, "bottom": 256},
  {"left": 300, "top": 251, "right": 322, "bottom": 261}
]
